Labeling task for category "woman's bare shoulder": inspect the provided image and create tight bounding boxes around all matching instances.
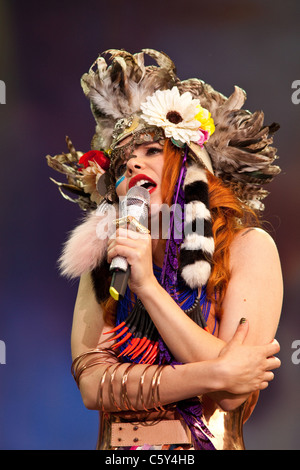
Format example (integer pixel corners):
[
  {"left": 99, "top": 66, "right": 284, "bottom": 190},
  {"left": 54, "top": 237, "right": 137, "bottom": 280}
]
[
  {"left": 220, "top": 227, "right": 283, "bottom": 344},
  {"left": 230, "top": 227, "right": 280, "bottom": 269}
]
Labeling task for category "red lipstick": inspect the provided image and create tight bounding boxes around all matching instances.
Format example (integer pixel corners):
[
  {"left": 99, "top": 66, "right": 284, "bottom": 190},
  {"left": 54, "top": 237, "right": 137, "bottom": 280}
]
[{"left": 128, "top": 174, "right": 157, "bottom": 193}]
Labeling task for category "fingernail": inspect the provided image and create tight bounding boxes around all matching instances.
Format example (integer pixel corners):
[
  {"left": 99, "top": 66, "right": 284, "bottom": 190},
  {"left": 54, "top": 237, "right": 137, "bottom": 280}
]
[{"left": 239, "top": 317, "right": 247, "bottom": 324}]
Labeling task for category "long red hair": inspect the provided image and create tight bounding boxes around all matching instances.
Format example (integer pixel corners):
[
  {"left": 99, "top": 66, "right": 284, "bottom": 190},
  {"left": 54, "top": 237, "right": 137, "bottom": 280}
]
[
  {"left": 205, "top": 172, "right": 260, "bottom": 316},
  {"left": 102, "top": 140, "right": 260, "bottom": 324},
  {"left": 160, "top": 140, "right": 260, "bottom": 317}
]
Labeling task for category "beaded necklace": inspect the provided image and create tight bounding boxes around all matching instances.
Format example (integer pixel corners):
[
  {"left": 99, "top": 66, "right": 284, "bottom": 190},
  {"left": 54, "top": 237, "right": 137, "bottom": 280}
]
[{"left": 107, "top": 263, "right": 215, "bottom": 364}]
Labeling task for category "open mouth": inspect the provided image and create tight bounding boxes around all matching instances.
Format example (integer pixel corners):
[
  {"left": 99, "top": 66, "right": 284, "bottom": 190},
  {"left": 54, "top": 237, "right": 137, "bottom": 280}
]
[{"left": 129, "top": 174, "right": 157, "bottom": 194}]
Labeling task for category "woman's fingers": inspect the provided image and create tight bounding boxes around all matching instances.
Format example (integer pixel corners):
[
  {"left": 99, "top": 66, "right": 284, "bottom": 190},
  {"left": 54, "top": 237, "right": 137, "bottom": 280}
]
[
  {"left": 107, "top": 227, "right": 155, "bottom": 295},
  {"left": 266, "top": 355, "right": 281, "bottom": 371},
  {"left": 107, "top": 228, "right": 151, "bottom": 264},
  {"left": 265, "top": 371, "right": 275, "bottom": 382},
  {"left": 229, "top": 318, "right": 249, "bottom": 345},
  {"left": 259, "top": 371, "right": 276, "bottom": 390},
  {"left": 218, "top": 319, "right": 249, "bottom": 360},
  {"left": 107, "top": 243, "right": 136, "bottom": 264},
  {"left": 266, "top": 339, "right": 280, "bottom": 357},
  {"left": 111, "top": 227, "right": 150, "bottom": 241},
  {"left": 218, "top": 323, "right": 281, "bottom": 394}
]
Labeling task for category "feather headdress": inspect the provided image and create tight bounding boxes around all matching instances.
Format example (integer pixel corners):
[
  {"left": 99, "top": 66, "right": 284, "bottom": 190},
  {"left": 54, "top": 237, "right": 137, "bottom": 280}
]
[
  {"left": 81, "top": 48, "right": 178, "bottom": 150},
  {"left": 47, "top": 48, "right": 280, "bottom": 292}
]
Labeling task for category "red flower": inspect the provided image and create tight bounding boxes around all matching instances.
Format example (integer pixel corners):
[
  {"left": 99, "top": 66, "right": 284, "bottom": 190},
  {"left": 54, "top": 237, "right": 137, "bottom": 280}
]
[{"left": 79, "top": 150, "right": 110, "bottom": 170}]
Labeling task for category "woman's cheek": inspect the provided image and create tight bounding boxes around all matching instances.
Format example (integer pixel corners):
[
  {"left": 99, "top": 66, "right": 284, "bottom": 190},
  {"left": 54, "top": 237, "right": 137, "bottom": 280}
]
[{"left": 115, "top": 176, "right": 127, "bottom": 197}]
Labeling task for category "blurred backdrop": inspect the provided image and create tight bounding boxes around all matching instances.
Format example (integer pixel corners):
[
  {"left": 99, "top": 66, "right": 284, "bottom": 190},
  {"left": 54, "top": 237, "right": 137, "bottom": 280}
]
[{"left": 0, "top": 0, "right": 299, "bottom": 450}]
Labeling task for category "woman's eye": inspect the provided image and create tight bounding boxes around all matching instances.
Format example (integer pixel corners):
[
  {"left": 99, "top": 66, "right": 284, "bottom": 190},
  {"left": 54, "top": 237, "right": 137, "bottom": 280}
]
[
  {"left": 146, "top": 146, "right": 162, "bottom": 156},
  {"left": 115, "top": 163, "right": 126, "bottom": 177}
]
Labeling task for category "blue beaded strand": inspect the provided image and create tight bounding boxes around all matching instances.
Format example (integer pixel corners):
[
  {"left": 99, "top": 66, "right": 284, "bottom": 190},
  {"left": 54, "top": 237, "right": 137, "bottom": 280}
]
[{"left": 115, "top": 264, "right": 215, "bottom": 362}]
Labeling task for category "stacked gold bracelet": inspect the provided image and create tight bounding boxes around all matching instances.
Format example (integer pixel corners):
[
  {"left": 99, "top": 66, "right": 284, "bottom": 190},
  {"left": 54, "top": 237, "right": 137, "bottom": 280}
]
[
  {"left": 71, "top": 348, "right": 170, "bottom": 413},
  {"left": 71, "top": 347, "right": 118, "bottom": 388}
]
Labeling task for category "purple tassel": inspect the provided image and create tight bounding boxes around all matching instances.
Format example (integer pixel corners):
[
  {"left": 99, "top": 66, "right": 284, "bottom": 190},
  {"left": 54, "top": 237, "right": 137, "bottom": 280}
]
[
  {"left": 158, "top": 340, "right": 216, "bottom": 450},
  {"left": 160, "top": 148, "right": 187, "bottom": 298},
  {"left": 176, "top": 399, "right": 216, "bottom": 450},
  {"left": 158, "top": 338, "right": 216, "bottom": 450}
]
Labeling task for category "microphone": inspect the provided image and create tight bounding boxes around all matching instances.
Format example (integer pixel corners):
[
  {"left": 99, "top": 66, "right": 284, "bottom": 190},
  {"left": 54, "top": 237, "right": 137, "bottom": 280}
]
[{"left": 109, "top": 186, "right": 150, "bottom": 301}]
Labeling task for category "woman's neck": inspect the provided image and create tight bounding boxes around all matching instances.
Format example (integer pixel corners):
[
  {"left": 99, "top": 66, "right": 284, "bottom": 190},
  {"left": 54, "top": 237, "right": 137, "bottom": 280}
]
[{"left": 151, "top": 239, "right": 166, "bottom": 268}]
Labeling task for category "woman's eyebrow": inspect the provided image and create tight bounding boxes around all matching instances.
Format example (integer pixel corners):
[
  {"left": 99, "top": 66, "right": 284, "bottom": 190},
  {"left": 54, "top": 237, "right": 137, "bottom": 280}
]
[{"left": 141, "top": 142, "right": 163, "bottom": 149}]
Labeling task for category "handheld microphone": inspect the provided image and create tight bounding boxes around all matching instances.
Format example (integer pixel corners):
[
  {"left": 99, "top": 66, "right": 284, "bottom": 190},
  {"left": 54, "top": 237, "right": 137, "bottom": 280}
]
[{"left": 109, "top": 186, "right": 150, "bottom": 301}]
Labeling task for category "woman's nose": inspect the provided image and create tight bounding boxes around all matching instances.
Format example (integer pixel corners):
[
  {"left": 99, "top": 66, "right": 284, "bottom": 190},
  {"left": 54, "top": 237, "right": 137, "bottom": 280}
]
[{"left": 126, "top": 156, "right": 145, "bottom": 174}]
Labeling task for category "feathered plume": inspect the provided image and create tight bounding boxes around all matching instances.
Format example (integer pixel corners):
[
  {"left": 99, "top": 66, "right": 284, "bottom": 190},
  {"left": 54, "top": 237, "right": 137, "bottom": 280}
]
[
  {"left": 46, "top": 136, "right": 97, "bottom": 211},
  {"left": 81, "top": 49, "right": 178, "bottom": 150},
  {"left": 178, "top": 81, "right": 280, "bottom": 210}
]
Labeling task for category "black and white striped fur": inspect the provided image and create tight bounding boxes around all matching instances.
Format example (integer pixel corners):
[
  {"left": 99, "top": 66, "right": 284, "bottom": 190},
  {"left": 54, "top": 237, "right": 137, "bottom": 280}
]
[{"left": 179, "top": 161, "right": 214, "bottom": 289}]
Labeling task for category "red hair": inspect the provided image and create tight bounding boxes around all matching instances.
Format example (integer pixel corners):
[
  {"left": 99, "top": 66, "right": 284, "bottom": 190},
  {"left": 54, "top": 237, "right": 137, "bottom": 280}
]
[
  {"left": 161, "top": 140, "right": 183, "bottom": 205},
  {"left": 205, "top": 172, "right": 260, "bottom": 316}
]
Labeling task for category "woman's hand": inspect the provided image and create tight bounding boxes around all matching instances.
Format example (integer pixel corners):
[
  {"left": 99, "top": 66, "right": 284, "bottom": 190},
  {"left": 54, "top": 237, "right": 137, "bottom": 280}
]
[
  {"left": 217, "top": 319, "right": 281, "bottom": 395},
  {"left": 107, "top": 227, "right": 157, "bottom": 295}
]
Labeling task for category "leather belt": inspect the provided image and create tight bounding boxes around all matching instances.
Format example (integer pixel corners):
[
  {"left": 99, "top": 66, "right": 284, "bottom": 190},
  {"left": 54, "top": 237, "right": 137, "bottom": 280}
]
[{"left": 111, "top": 419, "right": 191, "bottom": 447}]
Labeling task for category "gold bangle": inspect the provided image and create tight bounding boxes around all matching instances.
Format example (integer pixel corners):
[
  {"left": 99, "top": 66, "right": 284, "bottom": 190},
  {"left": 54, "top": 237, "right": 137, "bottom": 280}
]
[
  {"left": 121, "top": 363, "right": 137, "bottom": 411},
  {"left": 71, "top": 347, "right": 117, "bottom": 386},
  {"left": 154, "top": 365, "right": 167, "bottom": 412},
  {"left": 151, "top": 365, "right": 165, "bottom": 412},
  {"left": 139, "top": 364, "right": 153, "bottom": 412},
  {"left": 98, "top": 363, "right": 116, "bottom": 412},
  {"left": 75, "top": 360, "right": 110, "bottom": 388},
  {"left": 109, "top": 362, "right": 124, "bottom": 411}
]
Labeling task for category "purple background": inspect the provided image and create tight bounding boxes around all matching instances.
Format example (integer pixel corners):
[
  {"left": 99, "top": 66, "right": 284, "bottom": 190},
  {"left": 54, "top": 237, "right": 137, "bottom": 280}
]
[{"left": 0, "top": 0, "right": 299, "bottom": 449}]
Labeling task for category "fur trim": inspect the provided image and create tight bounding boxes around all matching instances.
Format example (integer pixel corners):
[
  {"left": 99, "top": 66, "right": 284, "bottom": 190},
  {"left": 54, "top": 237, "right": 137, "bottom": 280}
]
[
  {"left": 58, "top": 204, "right": 116, "bottom": 278},
  {"left": 179, "top": 161, "right": 214, "bottom": 288},
  {"left": 181, "top": 260, "right": 212, "bottom": 289},
  {"left": 181, "top": 233, "right": 214, "bottom": 253}
]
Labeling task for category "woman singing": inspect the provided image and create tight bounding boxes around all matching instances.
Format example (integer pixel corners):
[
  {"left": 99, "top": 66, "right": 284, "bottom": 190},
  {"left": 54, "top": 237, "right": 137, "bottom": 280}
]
[{"left": 48, "top": 49, "right": 283, "bottom": 450}]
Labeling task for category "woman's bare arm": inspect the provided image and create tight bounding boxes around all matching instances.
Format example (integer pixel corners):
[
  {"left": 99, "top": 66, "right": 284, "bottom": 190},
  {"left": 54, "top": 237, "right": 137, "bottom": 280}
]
[
  {"left": 71, "top": 273, "right": 222, "bottom": 410},
  {"left": 71, "top": 270, "right": 280, "bottom": 411},
  {"left": 106, "top": 226, "right": 282, "bottom": 410},
  {"left": 108, "top": 228, "right": 282, "bottom": 360},
  {"left": 208, "top": 228, "right": 283, "bottom": 410}
]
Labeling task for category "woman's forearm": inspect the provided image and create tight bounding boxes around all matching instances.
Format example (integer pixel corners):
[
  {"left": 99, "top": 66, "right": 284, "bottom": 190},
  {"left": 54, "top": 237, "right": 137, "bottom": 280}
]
[
  {"left": 136, "top": 278, "right": 225, "bottom": 363},
  {"left": 78, "top": 359, "right": 224, "bottom": 411},
  {"left": 73, "top": 318, "right": 280, "bottom": 412}
]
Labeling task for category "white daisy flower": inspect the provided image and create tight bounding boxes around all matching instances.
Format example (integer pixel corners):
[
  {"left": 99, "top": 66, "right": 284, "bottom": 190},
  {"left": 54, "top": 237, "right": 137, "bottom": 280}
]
[{"left": 140, "top": 87, "right": 203, "bottom": 145}]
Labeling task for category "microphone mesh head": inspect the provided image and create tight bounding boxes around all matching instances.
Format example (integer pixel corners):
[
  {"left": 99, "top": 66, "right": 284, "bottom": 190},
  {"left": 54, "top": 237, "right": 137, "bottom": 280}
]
[
  {"left": 127, "top": 185, "right": 150, "bottom": 206},
  {"left": 121, "top": 186, "right": 150, "bottom": 225}
]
